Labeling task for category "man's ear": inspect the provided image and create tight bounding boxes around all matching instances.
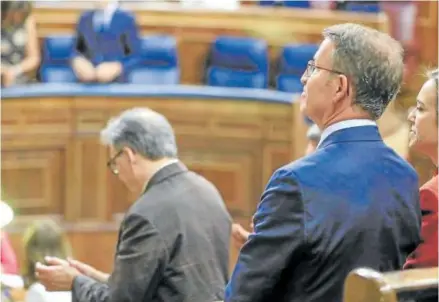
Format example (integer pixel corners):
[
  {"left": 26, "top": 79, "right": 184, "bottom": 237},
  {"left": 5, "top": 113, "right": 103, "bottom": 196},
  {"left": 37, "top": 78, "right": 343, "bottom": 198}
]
[
  {"left": 124, "top": 147, "right": 136, "bottom": 164},
  {"left": 333, "top": 74, "right": 350, "bottom": 104}
]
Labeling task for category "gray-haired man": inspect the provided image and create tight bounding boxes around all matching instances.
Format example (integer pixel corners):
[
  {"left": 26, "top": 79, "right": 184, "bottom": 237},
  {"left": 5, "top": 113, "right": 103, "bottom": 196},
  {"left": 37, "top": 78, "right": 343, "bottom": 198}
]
[
  {"left": 37, "top": 107, "right": 232, "bottom": 302},
  {"left": 226, "top": 23, "right": 420, "bottom": 302}
]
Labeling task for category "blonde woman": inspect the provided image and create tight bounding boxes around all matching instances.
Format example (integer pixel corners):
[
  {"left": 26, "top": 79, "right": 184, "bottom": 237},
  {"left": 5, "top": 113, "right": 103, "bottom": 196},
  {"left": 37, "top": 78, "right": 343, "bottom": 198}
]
[
  {"left": 22, "top": 220, "right": 71, "bottom": 302},
  {"left": 404, "top": 69, "right": 438, "bottom": 269}
]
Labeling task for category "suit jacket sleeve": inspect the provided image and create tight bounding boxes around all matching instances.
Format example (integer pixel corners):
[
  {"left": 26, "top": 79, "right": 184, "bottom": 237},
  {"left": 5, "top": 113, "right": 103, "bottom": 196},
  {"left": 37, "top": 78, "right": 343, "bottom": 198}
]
[
  {"left": 72, "top": 214, "right": 168, "bottom": 302},
  {"left": 225, "top": 168, "right": 305, "bottom": 302},
  {"left": 71, "top": 13, "right": 88, "bottom": 59},
  {"left": 119, "top": 12, "right": 141, "bottom": 72}
]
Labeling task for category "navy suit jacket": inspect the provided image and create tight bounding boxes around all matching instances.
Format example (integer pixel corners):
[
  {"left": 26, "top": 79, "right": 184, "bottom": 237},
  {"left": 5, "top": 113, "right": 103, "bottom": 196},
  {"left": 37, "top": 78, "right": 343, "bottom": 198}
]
[
  {"left": 225, "top": 126, "right": 422, "bottom": 302},
  {"left": 73, "top": 9, "right": 141, "bottom": 80}
]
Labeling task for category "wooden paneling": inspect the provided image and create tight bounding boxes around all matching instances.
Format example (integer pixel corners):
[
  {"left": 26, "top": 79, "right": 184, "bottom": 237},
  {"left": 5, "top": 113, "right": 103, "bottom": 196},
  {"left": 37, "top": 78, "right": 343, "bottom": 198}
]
[
  {"left": 2, "top": 95, "right": 303, "bottom": 273},
  {"left": 33, "top": 4, "right": 389, "bottom": 84},
  {"left": 416, "top": 1, "right": 438, "bottom": 66}
]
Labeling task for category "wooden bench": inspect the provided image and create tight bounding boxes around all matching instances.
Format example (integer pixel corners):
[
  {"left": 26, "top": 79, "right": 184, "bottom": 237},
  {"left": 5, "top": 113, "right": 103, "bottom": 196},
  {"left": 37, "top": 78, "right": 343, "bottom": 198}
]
[{"left": 344, "top": 267, "right": 439, "bottom": 302}]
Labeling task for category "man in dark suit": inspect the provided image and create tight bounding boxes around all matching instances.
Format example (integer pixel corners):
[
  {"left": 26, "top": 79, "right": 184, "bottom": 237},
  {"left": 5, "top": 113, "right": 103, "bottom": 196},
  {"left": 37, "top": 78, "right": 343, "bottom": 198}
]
[
  {"left": 36, "top": 107, "right": 232, "bottom": 302},
  {"left": 225, "top": 23, "right": 422, "bottom": 302},
  {"left": 71, "top": 0, "right": 141, "bottom": 83}
]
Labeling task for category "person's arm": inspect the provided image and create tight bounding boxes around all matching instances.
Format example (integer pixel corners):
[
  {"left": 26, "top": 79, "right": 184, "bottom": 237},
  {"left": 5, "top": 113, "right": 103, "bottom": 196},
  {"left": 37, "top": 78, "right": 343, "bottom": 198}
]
[
  {"left": 225, "top": 168, "right": 305, "bottom": 302},
  {"left": 118, "top": 12, "right": 142, "bottom": 72},
  {"left": 14, "top": 15, "right": 40, "bottom": 75},
  {"left": 404, "top": 186, "right": 438, "bottom": 269},
  {"left": 71, "top": 214, "right": 168, "bottom": 302},
  {"left": 71, "top": 12, "right": 96, "bottom": 82},
  {"left": 68, "top": 258, "right": 110, "bottom": 283},
  {"left": 0, "top": 232, "right": 18, "bottom": 274}
]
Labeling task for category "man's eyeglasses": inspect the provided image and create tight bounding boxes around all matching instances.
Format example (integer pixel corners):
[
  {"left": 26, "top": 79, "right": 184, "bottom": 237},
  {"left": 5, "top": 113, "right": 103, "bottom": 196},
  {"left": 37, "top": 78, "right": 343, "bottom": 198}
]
[
  {"left": 304, "top": 60, "right": 344, "bottom": 78},
  {"left": 107, "top": 150, "right": 123, "bottom": 175}
]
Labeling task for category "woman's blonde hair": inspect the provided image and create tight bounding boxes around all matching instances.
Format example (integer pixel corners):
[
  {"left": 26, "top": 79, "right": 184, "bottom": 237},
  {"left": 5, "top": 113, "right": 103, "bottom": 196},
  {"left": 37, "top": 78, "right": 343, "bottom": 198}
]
[
  {"left": 22, "top": 220, "right": 71, "bottom": 288},
  {"left": 427, "top": 68, "right": 438, "bottom": 122}
]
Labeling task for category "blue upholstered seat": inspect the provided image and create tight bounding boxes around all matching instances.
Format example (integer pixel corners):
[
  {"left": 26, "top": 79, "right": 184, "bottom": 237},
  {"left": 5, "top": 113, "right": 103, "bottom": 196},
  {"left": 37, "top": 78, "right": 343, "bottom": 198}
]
[
  {"left": 206, "top": 36, "right": 269, "bottom": 89},
  {"left": 127, "top": 35, "right": 180, "bottom": 85},
  {"left": 39, "top": 35, "right": 76, "bottom": 83},
  {"left": 276, "top": 44, "right": 318, "bottom": 92}
]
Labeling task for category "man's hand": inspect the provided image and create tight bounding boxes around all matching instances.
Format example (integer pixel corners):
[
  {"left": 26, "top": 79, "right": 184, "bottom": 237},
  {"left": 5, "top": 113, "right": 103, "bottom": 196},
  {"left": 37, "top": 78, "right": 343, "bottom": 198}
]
[
  {"left": 95, "top": 62, "right": 122, "bottom": 83},
  {"left": 68, "top": 258, "right": 110, "bottom": 283},
  {"left": 231, "top": 223, "right": 252, "bottom": 249},
  {"left": 36, "top": 257, "right": 81, "bottom": 291},
  {"left": 1, "top": 68, "right": 17, "bottom": 87}
]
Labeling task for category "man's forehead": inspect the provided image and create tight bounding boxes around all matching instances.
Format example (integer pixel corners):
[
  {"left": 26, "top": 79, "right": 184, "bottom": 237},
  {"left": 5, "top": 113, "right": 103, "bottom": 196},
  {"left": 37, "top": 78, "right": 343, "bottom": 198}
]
[{"left": 314, "top": 39, "right": 334, "bottom": 64}]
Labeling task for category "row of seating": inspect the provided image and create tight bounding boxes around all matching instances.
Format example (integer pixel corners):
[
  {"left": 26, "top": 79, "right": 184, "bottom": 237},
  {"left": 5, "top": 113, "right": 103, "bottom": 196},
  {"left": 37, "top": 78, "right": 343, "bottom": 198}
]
[
  {"left": 258, "top": 0, "right": 381, "bottom": 13},
  {"left": 0, "top": 83, "right": 295, "bottom": 104},
  {"left": 40, "top": 35, "right": 316, "bottom": 92}
]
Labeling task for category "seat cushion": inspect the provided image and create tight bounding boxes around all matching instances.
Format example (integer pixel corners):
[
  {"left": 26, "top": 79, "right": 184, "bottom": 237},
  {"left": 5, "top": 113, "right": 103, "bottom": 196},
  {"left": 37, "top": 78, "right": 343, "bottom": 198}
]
[
  {"left": 39, "top": 65, "right": 76, "bottom": 83},
  {"left": 276, "top": 74, "right": 303, "bottom": 93},
  {"left": 127, "top": 67, "right": 179, "bottom": 85},
  {"left": 207, "top": 66, "right": 267, "bottom": 89}
]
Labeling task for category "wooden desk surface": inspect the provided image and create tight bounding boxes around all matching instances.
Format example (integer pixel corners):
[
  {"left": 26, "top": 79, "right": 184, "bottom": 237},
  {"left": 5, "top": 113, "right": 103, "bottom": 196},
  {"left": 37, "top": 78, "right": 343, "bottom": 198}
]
[{"left": 33, "top": 4, "right": 389, "bottom": 84}]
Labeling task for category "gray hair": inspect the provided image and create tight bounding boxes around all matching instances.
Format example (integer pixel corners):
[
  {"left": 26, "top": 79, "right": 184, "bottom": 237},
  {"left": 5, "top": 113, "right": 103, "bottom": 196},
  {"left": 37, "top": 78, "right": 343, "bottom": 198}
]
[
  {"left": 100, "top": 107, "right": 178, "bottom": 160},
  {"left": 323, "top": 23, "right": 404, "bottom": 120}
]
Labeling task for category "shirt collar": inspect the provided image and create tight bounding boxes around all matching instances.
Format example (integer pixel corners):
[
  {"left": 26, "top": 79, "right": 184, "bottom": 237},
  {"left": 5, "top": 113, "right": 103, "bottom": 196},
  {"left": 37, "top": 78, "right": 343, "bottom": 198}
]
[
  {"left": 141, "top": 159, "right": 180, "bottom": 195},
  {"left": 318, "top": 119, "right": 377, "bottom": 148},
  {"left": 94, "top": 1, "right": 119, "bottom": 28}
]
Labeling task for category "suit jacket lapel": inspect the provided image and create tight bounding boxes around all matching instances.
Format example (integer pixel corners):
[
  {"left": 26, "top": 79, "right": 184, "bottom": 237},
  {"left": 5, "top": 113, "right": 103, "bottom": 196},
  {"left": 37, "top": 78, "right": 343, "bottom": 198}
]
[{"left": 318, "top": 126, "right": 382, "bottom": 150}]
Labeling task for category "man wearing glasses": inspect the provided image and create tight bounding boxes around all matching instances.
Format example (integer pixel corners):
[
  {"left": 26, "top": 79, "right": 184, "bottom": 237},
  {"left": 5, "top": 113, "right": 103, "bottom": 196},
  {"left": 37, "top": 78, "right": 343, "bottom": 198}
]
[
  {"left": 36, "top": 107, "right": 232, "bottom": 302},
  {"left": 225, "top": 23, "right": 421, "bottom": 302}
]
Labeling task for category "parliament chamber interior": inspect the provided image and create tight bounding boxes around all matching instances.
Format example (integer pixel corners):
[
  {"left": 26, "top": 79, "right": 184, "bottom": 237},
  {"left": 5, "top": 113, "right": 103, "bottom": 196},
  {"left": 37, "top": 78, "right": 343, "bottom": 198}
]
[{"left": 0, "top": 1, "right": 438, "bottom": 302}]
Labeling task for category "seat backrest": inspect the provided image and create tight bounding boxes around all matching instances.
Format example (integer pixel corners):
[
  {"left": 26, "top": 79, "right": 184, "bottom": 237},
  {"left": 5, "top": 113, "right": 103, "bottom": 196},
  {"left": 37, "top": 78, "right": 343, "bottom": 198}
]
[
  {"left": 209, "top": 36, "right": 268, "bottom": 74},
  {"left": 280, "top": 43, "right": 318, "bottom": 75},
  {"left": 344, "top": 267, "right": 439, "bottom": 302},
  {"left": 283, "top": 0, "right": 311, "bottom": 8},
  {"left": 42, "top": 35, "right": 75, "bottom": 64},
  {"left": 259, "top": 0, "right": 280, "bottom": 6},
  {"left": 139, "top": 35, "right": 178, "bottom": 68},
  {"left": 345, "top": 2, "right": 381, "bottom": 13}
]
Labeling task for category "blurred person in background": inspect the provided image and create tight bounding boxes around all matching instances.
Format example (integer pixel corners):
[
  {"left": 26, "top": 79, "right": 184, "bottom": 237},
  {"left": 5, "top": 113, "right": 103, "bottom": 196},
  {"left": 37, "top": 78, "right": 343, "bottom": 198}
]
[
  {"left": 0, "top": 201, "right": 18, "bottom": 275},
  {"left": 404, "top": 69, "right": 438, "bottom": 270},
  {"left": 71, "top": 0, "right": 141, "bottom": 83},
  {"left": 23, "top": 220, "right": 72, "bottom": 302},
  {"left": 1, "top": 1, "right": 40, "bottom": 87},
  {"left": 36, "top": 107, "right": 232, "bottom": 302},
  {"left": 231, "top": 123, "right": 321, "bottom": 248}
]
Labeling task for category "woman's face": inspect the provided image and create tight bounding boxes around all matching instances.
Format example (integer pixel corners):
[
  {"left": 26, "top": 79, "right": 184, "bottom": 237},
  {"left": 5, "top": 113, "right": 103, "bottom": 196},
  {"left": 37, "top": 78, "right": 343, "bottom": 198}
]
[{"left": 407, "top": 79, "right": 438, "bottom": 159}]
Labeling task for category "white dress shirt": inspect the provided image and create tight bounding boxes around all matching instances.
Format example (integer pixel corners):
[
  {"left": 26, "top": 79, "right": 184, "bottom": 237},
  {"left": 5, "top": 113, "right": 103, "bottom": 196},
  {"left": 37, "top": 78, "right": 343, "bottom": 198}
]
[
  {"left": 318, "top": 119, "right": 377, "bottom": 148},
  {"left": 93, "top": 1, "right": 119, "bottom": 30}
]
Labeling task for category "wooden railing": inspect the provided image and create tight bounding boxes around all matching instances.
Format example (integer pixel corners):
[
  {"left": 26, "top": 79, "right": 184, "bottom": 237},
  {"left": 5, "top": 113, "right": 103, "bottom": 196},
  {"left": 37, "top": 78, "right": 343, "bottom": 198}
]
[{"left": 344, "top": 267, "right": 439, "bottom": 302}]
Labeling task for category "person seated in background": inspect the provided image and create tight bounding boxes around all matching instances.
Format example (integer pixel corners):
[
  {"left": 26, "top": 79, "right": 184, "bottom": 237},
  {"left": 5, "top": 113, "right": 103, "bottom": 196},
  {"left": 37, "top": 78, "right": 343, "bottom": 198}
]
[
  {"left": 23, "top": 220, "right": 72, "bottom": 302},
  {"left": 71, "top": 0, "right": 141, "bottom": 83},
  {"left": 232, "top": 123, "right": 322, "bottom": 248},
  {"left": 0, "top": 201, "right": 18, "bottom": 275},
  {"left": 1, "top": 1, "right": 40, "bottom": 87},
  {"left": 404, "top": 69, "right": 438, "bottom": 269}
]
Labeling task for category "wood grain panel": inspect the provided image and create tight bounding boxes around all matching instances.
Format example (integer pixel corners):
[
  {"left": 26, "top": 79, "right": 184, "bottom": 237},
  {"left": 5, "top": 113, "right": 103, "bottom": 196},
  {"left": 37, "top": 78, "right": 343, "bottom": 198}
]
[
  {"left": 1, "top": 149, "right": 65, "bottom": 216},
  {"left": 2, "top": 94, "right": 301, "bottom": 276}
]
